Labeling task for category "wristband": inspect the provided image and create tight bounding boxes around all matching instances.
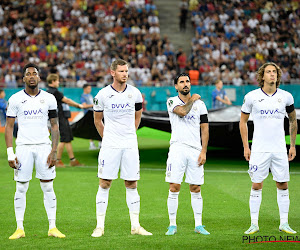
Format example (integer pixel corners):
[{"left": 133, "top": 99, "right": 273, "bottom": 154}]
[{"left": 7, "top": 147, "right": 16, "bottom": 161}]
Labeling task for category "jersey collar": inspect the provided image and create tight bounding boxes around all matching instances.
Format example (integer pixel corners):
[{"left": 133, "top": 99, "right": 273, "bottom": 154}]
[
  {"left": 261, "top": 88, "right": 277, "bottom": 97},
  {"left": 177, "top": 96, "right": 185, "bottom": 104},
  {"left": 24, "top": 89, "right": 41, "bottom": 97},
  {"left": 110, "top": 84, "right": 127, "bottom": 93}
]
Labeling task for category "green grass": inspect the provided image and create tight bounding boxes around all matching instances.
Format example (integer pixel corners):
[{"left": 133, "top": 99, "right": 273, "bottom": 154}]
[{"left": 1, "top": 128, "right": 300, "bottom": 249}]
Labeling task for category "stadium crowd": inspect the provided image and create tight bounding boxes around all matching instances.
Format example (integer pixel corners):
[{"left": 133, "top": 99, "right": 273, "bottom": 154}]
[
  {"left": 189, "top": 0, "right": 300, "bottom": 85},
  {"left": 0, "top": 0, "right": 299, "bottom": 88}
]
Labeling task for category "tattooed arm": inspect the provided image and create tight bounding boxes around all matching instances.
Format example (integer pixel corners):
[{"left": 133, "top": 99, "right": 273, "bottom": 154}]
[
  {"left": 173, "top": 94, "right": 201, "bottom": 117},
  {"left": 288, "top": 110, "right": 297, "bottom": 161},
  {"left": 48, "top": 117, "right": 59, "bottom": 168}
]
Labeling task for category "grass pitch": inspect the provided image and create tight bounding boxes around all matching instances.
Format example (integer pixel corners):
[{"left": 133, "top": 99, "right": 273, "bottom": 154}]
[{"left": 0, "top": 128, "right": 300, "bottom": 249}]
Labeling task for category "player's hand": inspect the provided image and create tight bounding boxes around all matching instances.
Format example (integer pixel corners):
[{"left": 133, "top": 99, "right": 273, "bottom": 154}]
[
  {"left": 198, "top": 151, "right": 206, "bottom": 166},
  {"left": 191, "top": 94, "right": 201, "bottom": 102},
  {"left": 78, "top": 104, "right": 84, "bottom": 109},
  {"left": 47, "top": 151, "right": 57, "bottom": 168},
  {"left": 8, "top": 157, "right": 18, "bottom": 169},
  {"left": 244, "top": 147, "right": 251, "bottom": 161},
  {"left": 288, "top": 146, "right": 296, "bottom": 161}
]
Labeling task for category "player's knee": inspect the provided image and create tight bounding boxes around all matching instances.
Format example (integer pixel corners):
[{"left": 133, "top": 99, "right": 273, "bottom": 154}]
[
  {"left": 189, "top": 185, "right": 200, "bottom": 193},
  {"left": 252, "top": 182, "right": 263, "bottom": 190},
  {"left": 276, "top": 182, "right": 288, "bottom": 190},
  {"left": 125, "top": 180, "right": 137, "bottom": 189},
  {"left": 40, "top": 180, "right": 54, "bottom": 193},
  {"left": 16, "top": 182, "right": 29, "bottom": 193},
  {"left": 169, "top": 183, "right": 181, "bottom": 192},
  {"left": 100, "top": 179, "right": 112, "bottom": 189}
]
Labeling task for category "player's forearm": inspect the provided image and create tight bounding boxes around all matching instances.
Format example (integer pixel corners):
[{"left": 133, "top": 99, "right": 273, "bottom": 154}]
[
  {"left": 95, "top": 121, "right": 104, "bottom": 138},
  {"left": 175, "top": 99, "right": 194, "bottom": 117},
  {"left": 5, "top": 127, "right": 14, "bottom": 148},
  {"left": 239, "top": 122, "right": 249, "bottom": 149},
  {"left": 200, "top": 124, "right": 209, "bottom": 153},
  {"left": 288, "top": 111, "right": 297, "bottom": 147},
  {"left": 135, "top": 118, "right": 141, "bottom": 130},
  {"left": 50, "top": 122, "right": 59, "bottom": 152},
  {"left": 5, "top": 119, "right": 15, "bottom": 148}
]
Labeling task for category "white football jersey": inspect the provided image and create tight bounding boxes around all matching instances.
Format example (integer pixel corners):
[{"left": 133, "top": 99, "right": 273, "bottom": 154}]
[
  {"left": 167, "top": 96, "right": 208, "bottom": 150},
  {"left": 241, "top": 88, "right": 294, "bottom": 152},
  {"left": 93, "top": 84, "right": 143, "bottom": 148},
  {"left": 7, "top": 89, "right": 57, "bottom": 146}
]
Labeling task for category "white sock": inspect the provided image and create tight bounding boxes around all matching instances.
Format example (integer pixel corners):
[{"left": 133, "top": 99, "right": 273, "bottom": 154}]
[
  {"left": 191, "top": 191, "right": 203, "bottom": 227},
  {"left": 40, "top": 181, "right": 56, "bottom": 230},
  {"left": 126, "top": 188, "right": 140, "bottom": 229},
  {"left": 277, "top": 188, "right": 289, "bottom": 225},
  {"left": 14, "top": 182, "right": 29, "bottom": 230},
  {"left": 96, "top": 186, "right": 110, "bottom": 229},
  {"left": 249, "top": 189, "right": 262, "bottom": 226},
  {"left": 167, "top": 190, "right": 179, "bottom": 226}
]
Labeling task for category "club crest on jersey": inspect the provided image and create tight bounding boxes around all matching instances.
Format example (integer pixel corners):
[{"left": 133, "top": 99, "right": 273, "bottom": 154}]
[
  {"left": 278, "top": 98, "right": 282, "bottom": 103},
  {"left": 128, "top": 94, "right": 132, "bottom": 99},
  {"left": 93, "top": 98, "right": 98, "bottom": 105},
  {"left": 40, "top": 99, "right": 45, "bottom": 103},
  {"left": 168, "top": 100, "right": 173, "bottom": 106},
  {"left": 193, "top": 106, "right": 197, "bottom": 111}
]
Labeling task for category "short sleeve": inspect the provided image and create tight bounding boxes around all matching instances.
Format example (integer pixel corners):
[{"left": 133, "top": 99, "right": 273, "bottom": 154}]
[
  {"left": 241, "top": 93, "right": 252, "bottom": 114},
  {"left": 48, "top": 94, "right": 57, "bottom": 110},
  {"left": 167, "top": 98, "right": 180, "bottom": 113},
  {"left": 80, "top": 95, "right": 85, "bottom": 104},
  {"left": 135, "top": 88, "right": 143, "bottom": 103},
  {"left": 93, "top": 91, "right": 104, "bottom": 111},
  {"left": 285, "top": 92, "right": 294, "bottom": 107},
  {"left": 198, "top": 101, "right": 208, "bottom": 115},
  {"left": 6, "top": 96, "right": 18, "bottom": 117}
]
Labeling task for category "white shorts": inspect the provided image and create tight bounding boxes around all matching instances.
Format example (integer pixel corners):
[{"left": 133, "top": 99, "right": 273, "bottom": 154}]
[
  {"left": 248, "top": 152, "right": 290, "bottom": 183},
  {"left": 98, "top": 147, "right": 140, "bottom": 181},
  {"left": 165, "top": 144, "right": 204, "bottom": 185},
  {"left": 14, "top": 144, "right": 56, "bottom": 182}
]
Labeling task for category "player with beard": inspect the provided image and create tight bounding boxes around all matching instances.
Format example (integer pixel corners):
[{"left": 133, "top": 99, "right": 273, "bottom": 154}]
[
  {"left": 240, "top": 62, "right": 297, "bottom": 234},
  {"left": 92, "top": 59, "right": 152, "bottom": 237},
  {"left": 165, "top": 73, "right": 210, "bottom": 235},
  {"left": 5, "top": 63, "right": 65, "bottom": 239}
]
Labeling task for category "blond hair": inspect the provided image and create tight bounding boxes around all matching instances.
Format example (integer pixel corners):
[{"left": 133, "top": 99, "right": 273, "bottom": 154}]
[
  {"left": 46, "top": 74, "right": 59, "bottom": 85},
  {"left": 256, "top": 62, "right": 282, "bottom": 88}
]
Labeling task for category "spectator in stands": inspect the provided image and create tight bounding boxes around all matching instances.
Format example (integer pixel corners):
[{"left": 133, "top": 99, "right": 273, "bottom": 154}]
[{"left": 212, "top": 79, "right": 232, "bottom": 109}]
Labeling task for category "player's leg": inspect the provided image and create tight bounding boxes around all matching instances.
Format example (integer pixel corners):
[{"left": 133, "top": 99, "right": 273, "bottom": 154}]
[
  {"left": 165, "top": 144, "right": 186, "bottom": 235},
  {"left": 92, "top": 148, "right": 120, "bottom": 237},
  {"left": 121, "top": 148, "right": 152, "bottom": 235},
  {"left": 245, "top": 152, "right": 270, "bottom": 234},
  {"left": 9, "top": 145, "right": 34, "bottom": 240},
  {"left": 35, "top": 144, "right": 65, "bottom": 238},
  {"left": 186, "top": 148, "right": 209, "bottom": 235},
  {"left": 271, "top": 152, "right": 296, "bottom": 234},
  {"left": 165, "top": 183, "right": 180, "bottom": 235}
]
